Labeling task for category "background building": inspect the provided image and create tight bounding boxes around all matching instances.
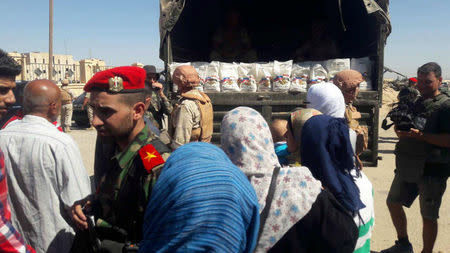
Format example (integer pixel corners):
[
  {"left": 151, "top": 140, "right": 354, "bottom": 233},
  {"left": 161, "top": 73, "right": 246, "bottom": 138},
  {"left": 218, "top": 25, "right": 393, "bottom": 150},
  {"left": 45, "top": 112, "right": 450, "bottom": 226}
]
[{"left": 7, "top": 52, "right": 115, "bottom": 84}]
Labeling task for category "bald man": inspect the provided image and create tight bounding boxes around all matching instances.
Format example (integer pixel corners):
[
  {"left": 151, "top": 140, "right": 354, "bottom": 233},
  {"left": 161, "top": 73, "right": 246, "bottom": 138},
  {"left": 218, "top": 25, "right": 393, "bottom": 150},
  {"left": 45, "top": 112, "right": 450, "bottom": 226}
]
[
  {"left": 0, "top": 79, "right": 91, "bottom": 253},
  {"left": 170, "top": 65, "right": 213, "bottom": 149},
  {"left": 334, "top": 69, "right": 369, "bottom": 157}
]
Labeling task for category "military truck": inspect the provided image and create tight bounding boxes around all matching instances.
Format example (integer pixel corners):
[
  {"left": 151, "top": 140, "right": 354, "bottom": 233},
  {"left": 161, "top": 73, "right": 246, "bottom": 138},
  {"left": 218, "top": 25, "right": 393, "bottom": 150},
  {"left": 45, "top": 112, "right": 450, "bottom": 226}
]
[{"left": 159, "top": 0, "right": 391, "bottom": 166}]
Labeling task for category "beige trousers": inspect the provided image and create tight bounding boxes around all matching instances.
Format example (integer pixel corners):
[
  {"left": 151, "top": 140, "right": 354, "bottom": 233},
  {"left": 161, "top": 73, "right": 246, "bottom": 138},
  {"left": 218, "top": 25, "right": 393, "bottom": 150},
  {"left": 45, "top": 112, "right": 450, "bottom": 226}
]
[
  {"left": 61, "top": 104, "right": 73, "bottom": 130},
  {"left": 87, "top": 105, "right": 93, "bottom": 126}
]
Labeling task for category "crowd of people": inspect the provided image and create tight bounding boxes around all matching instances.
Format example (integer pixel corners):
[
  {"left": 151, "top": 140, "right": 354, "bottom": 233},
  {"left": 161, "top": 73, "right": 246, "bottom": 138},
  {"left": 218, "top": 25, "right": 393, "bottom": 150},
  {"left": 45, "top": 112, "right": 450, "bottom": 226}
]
[{"left": 0, "top": 48, "right": 448, "bottom": 253}]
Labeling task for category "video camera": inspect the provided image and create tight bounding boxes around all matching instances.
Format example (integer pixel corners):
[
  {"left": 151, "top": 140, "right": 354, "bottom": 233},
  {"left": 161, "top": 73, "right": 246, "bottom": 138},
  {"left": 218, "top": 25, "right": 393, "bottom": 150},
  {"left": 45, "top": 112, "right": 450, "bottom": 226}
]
[{"left": 382, "top": 87, "right": 427, "bottom": 131}]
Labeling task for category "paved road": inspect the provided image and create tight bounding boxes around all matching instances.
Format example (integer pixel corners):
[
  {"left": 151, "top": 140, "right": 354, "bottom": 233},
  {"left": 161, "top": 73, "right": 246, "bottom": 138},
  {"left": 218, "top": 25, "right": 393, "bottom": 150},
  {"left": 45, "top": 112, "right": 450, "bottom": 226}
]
[{"left": 69, "top": 126, "right": 96, "bottom": 176}]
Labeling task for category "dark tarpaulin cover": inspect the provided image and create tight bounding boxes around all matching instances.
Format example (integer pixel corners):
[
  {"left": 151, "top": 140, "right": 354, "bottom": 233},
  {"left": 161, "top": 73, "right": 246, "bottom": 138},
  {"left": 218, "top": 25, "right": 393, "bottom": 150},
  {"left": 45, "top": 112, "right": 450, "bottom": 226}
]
[{"left": 160, "top": 0, "right": 390, "bottom": 63}]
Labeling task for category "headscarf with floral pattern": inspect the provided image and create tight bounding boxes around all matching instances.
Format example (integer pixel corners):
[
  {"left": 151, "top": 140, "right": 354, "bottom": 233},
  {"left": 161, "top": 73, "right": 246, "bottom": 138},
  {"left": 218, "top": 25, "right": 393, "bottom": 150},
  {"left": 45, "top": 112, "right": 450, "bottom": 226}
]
[{"left": 221, "top": 107, "right": 322, "bottom": 252}]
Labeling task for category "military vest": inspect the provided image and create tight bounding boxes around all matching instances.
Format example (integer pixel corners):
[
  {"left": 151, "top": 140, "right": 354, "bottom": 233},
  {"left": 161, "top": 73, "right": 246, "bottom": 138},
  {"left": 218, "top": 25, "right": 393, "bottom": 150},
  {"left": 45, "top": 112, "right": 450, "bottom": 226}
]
[
  {"left": 421, "top": 93, "right": 450, "bottom": 174},
  {"left": 396, "top": 93, "right": 450, "bottom": 179},
  {"left": 60, "top": 88, "right": 72, "bottom": 104},
  {"left": 345, "top": 104, "right": 368, "bottom": 154},
  {"left": 173, "top": 90, "right": 214, "bottom": 143}
]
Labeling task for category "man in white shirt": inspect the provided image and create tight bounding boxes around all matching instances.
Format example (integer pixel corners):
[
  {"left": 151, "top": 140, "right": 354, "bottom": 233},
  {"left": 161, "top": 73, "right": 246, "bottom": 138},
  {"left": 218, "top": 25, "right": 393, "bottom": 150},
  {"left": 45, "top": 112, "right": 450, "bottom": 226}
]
[{"left": 0, "top": 79, "right": 91, "bottom": 253}]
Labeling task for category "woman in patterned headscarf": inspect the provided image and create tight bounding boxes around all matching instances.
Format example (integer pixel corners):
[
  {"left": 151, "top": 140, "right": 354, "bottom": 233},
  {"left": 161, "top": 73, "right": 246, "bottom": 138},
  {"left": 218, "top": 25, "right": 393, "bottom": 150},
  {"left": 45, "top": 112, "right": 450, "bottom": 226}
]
[
  {"left": 221, "top": 106, "right": 358, "bottom": 253},
  {"left": 286, "top": 105, "right": 375, "bottom": 253}
]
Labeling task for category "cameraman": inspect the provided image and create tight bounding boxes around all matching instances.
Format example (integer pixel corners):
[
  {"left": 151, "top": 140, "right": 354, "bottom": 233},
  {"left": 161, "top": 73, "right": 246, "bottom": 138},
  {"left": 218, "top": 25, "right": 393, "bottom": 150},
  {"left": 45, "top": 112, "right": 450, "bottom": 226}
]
[{"left": 382, "top": 62, "right": 450, "bottom": 253}]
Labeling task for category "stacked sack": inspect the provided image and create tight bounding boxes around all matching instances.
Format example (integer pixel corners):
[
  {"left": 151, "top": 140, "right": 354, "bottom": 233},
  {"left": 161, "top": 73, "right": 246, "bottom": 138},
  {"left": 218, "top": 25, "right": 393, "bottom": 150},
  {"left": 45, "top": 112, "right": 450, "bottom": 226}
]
[{"left": 168, "top": 57, "right": 373, "bottom": 92}]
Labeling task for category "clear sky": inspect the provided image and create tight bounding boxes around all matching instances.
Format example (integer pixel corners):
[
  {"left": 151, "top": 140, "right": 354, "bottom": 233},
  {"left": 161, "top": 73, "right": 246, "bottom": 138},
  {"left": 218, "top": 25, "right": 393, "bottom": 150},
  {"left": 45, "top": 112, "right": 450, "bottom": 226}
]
[{"left": 1, "top": 0, "right": 449, "bottom": 79}]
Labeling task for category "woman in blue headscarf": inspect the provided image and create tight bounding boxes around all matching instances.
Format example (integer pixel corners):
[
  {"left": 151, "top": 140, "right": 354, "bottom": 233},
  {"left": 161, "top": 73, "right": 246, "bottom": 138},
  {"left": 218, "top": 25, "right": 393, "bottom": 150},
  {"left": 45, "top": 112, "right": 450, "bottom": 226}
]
[
  {"left": 139, "top": 142, "right": 260, "bottom": 253},
  {"left": 304, "top": 82, "right": 375, "bottom": 253}
]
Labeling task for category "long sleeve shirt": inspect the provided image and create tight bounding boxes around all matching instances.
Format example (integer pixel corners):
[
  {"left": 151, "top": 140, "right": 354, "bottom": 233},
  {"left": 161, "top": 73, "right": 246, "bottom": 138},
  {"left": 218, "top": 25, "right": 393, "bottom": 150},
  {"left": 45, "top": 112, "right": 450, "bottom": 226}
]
[
  {"left": 0, "top": 115, "right": 91, "bottom": 253},
  {"left": 0, "top": 150, "right": 35, "bottom": 253},
  {"left": 170, "top": 99, "right": 201, "bottom": 150},
  {"left": 147, "top": 91, "right": 173, "bottom": 130}
]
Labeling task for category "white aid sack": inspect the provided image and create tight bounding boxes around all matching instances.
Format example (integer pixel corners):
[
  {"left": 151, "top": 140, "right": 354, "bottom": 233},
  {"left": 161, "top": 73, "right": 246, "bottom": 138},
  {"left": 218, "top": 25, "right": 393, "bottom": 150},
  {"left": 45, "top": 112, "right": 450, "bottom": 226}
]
[
  {"left": 310, "top": 63, "right": 327, "bottom": 85},
  {"left": 219, "top": 62, "right": 240, "bottom": 92},
  {"left": 192, "top": 62, "right": 209, "bottom": 92},
  {"left": 169, "top": 62, "right": 191, "bottom": 92},
  {"left": 272, "top": 60, "right": 292, "bottom": 92},
  {"left": 290, "top": 63, "right": 310, "bottom": 92},
  {"left": 203, "top": 61, "right": 221, "bottom": 92},
  {"left": 256, "top": 62, "right": 273, "bottom": 92},
  {"left": 237, "top": 63, "right": 257, "bottom": 92},
  {"left": 324, "top": 58, "right": 350, "bottom": 79},
  {"left": 351, "top": 57, "right": 373, "bottom": 90}
]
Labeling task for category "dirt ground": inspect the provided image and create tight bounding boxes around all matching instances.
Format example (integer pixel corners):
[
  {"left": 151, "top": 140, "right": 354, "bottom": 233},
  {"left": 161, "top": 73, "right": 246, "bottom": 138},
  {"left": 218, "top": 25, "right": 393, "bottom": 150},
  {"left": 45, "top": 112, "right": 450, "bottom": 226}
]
[{"left": 69, "top": 88, "right": 450, "bottom": 252}]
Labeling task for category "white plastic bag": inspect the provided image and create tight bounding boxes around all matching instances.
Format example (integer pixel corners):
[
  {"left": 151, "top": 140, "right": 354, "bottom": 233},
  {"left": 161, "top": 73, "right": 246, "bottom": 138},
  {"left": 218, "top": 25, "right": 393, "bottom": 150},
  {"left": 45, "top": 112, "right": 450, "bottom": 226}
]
[
  {"left": 237, "top": 63, "right": 257, "bottom": 92},
  {"left": 359, "top": 81, "right": 370, "bottom": 91},
  {"left": 290, "top": 63, "right": 310, "bottom": 92},
  {"left": 310, "top": 63, "right": 327, "bottom": 86},
  {"left": 203, "top": 61, "right": 221, "bottom": 92},
  {"left": 219, "top": 62, "right": 240, "bottom": 92},
  {"left": 192, "top": 62, "right": 209, "bottom": 92},
  {"left": 256, "top": 63, "right": 273, "bottom": 92},
  {"left": 323, "top": 58, "right": 350, "bottom": 79},
  {"left": 168, "top": 62, "right": 191, "bottom": 92},
  {"left": 351, "top": 57, "right": 372, "bottom": 90},
  {"left": 272, "top": 60, "right": 292, "bottom": 92}
]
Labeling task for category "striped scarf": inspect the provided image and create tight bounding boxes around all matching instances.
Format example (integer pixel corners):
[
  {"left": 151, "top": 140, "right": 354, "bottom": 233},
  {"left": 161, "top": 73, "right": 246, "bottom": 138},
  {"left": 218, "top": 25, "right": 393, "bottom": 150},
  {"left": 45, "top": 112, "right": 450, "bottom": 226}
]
[{"left": 140, "top": 142, "right": 260, "bottom": 253}]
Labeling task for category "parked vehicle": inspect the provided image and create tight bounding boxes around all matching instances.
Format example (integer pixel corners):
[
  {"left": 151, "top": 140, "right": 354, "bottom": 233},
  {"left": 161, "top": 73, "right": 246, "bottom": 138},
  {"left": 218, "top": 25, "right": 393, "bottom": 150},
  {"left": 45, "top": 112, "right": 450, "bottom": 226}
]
[
  {"left": 72, "top": 92, "right": 90, "bottom": 127},
  {"left": 160, "top": 0, "right": 391, "bottom": 166}
]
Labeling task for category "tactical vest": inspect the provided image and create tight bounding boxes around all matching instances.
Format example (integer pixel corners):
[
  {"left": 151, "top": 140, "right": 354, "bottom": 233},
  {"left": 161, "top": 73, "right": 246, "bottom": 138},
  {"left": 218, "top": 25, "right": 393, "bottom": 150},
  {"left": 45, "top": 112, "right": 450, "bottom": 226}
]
[
  {"left": 173, "top": 90, "right": 214, "bottom": 143},
  {"left": 421, "top": 93, "right": 450, "bottom": 171},
  {"left": 60, "top": 88, "right": 72, "bottom": 104},
  {"left": 345, "top": 104, "right": 368, "bottom": 154}
]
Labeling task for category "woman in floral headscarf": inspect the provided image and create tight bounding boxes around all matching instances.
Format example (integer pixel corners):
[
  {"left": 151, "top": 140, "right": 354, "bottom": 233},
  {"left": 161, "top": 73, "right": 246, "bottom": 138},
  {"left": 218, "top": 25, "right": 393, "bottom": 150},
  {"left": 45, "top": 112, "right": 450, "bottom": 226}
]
[
  {"left": 221, "top": 106, "right": 358, "bottom": 253},
  {"left": 286, "top": 105, "right": 375, "bottom": 253}
]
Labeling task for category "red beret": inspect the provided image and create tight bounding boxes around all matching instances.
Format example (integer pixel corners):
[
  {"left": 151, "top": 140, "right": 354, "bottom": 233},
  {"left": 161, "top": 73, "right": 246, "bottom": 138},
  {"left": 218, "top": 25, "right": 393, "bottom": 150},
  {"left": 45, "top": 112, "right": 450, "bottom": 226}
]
[
  {"left": 409, "top": 77, "right": 417, "bottom": 83},
  {"left": 84, "top": 66, "right": 146, "bottom": 93}
]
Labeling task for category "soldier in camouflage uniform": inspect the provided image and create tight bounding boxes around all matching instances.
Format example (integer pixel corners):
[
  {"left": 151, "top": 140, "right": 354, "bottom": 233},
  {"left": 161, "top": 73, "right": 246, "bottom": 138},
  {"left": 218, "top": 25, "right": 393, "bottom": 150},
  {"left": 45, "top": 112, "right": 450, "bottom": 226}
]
[
  {"left": 333, "top": 69, "right": 368, "bottom": 164},
  {"left": 70, "top": 67, "right": 170, "bottom": 252},
  {"left": 170, "top": 65, "right": 214, "bottom": 150},
  {"left": 143, "top": 65, "right": 173, "bottom": 131}
]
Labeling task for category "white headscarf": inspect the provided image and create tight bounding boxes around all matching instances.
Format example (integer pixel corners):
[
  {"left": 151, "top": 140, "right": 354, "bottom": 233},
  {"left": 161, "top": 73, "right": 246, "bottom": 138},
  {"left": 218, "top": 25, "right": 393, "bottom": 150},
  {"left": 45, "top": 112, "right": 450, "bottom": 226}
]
[
  {"left": 221, "top": 107, "right": 322, "bottom": 252},
  {"left": 307, "top": 82, "right": 346, "bottom": 118}
]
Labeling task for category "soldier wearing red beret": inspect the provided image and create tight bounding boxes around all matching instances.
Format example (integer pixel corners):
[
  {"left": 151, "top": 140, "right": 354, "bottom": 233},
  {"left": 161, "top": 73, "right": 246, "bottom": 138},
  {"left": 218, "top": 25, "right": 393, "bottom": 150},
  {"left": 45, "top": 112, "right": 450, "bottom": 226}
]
[
  {"left": 70, "top": 66, "right": 171, "bottom": 251},
  {"left": 408, "top": 77, "right": 418, "bottom": 88}
]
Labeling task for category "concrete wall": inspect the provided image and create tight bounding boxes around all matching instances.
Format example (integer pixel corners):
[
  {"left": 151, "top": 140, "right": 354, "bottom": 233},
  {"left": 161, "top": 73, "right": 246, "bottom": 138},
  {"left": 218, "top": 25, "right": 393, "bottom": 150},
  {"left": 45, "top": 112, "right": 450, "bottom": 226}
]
[
  {"left": 79, "top": 59, "right": 107, "bottom": 83},
  {"left": 7, "top": 52, "right": 108, "bottom": 83}
]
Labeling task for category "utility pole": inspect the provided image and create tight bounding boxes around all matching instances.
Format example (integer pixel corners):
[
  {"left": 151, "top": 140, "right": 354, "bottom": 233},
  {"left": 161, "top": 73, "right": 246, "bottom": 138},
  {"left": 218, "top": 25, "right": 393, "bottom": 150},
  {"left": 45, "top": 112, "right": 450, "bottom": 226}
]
[{"left": 49, "top": 0, "right": 53, "bottom": 81}]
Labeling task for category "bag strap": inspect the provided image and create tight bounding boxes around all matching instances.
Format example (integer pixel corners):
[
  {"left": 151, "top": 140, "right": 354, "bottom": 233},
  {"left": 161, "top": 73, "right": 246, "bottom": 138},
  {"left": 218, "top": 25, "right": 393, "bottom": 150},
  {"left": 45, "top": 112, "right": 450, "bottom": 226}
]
[
  {"left": 381, "top": 118, "right": 394, "bottom": 130},
  {"left": 257, "top": 166, "right": 281, "bottom": 242}
]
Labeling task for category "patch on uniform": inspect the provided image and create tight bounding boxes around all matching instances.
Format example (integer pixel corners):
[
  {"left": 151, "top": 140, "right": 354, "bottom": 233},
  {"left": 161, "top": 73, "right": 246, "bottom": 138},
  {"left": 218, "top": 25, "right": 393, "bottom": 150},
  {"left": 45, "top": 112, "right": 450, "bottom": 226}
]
[{"left": 139, "top": 144, "right": 165, "bottom": 173}]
